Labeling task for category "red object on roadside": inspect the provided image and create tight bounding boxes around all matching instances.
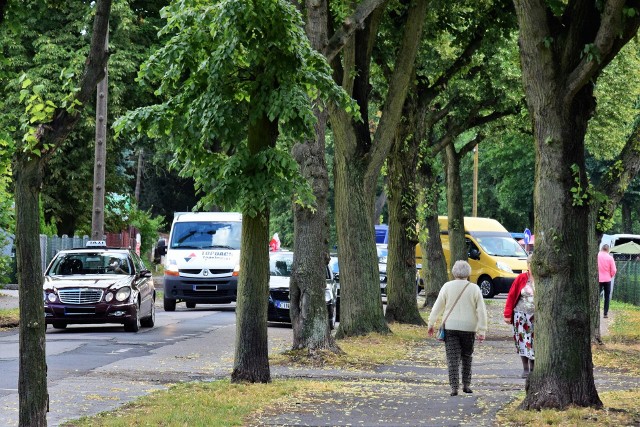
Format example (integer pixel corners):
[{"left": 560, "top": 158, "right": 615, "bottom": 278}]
[{"left": 269, "top": 233, "right": 281, "bottom": 252}]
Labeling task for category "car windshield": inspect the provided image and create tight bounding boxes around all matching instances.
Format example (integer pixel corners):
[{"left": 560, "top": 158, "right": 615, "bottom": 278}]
[
  {"left": 270, "top": 253, "right": 294, "bottom": 277},
  {"left": 476, "top": 236, "right": 527, "bottom": 257},
  {"left": 170, "top": 221, "right": 241, "bottom": 250},
  {"left": 47, "top": 252, "right": 132, "bottom": 275}
]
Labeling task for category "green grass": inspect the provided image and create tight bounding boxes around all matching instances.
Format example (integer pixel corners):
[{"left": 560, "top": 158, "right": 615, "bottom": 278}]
[
  {"left": 62, "top": 379, "right": 343, "bottom": 427},
  {"left": 0, "top": 307, "right": 19, "bottom": 330}
]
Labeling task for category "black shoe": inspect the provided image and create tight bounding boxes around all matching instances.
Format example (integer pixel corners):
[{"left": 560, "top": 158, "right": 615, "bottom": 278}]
[
  {"left": 450, "top": 390, "right": 458, "bottom": 396},
  {"left": 604, "top": 314, "right": 608, "bottom": 318},
  {"left": 463, "top": 387, "right": 473, "bottom": 394}
]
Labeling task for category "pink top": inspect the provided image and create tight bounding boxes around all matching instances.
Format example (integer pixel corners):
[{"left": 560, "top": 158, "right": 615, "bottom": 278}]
[{"left": 597, "top": 251, "right": 617, "bottom": 282}]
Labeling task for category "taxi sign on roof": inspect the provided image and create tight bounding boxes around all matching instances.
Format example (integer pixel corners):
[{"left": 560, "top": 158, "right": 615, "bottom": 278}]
[{"left": 86, "top": 240, "right": 107, "bottom": 247}]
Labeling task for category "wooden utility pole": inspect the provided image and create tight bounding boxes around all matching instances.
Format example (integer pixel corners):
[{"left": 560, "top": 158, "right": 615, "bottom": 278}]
[
  {"left": 472, "top": 144, "right": 478, "bottom": 217},
  {"left": 134, "top": 148, "right": 144, "bottom": 202},
  {"left": 91, "top": 30, "right": 108, "bottom": 240}
]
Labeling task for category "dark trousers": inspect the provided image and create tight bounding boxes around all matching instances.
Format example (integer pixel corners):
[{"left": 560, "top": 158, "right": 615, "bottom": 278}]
[
  {"left": 599, "top": 281, "right": 611, "bottom": 316},
  {"left": 444, "top": 330, "right": 476, "bottom": 391}
]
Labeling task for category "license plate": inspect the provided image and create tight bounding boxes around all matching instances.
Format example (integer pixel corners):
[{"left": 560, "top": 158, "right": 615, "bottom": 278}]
[{"left": 276, "top": 301, "right": 290, "bottom": 309}]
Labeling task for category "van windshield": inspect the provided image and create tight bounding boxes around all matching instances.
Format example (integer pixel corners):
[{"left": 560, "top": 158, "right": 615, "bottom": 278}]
[
  {"left": 476, "top": 236, "right": 527, "bottom": 257},
  {"left": 170, "top": 221, "right": 241, "bottom": 250}
]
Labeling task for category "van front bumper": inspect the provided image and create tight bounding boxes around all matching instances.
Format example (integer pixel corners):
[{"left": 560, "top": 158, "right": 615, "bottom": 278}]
[{"left": 163, "top": 275, "right": 238, "bottom": 303}]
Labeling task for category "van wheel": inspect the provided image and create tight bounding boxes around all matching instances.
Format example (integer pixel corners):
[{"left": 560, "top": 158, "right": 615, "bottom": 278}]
[
  {"left": 478, "top": 276, "right": 495, "bottom": 298},
  {"left": 328, "top": 303, "right": 337, "bottom": 330},
  {"left": 186, "top": 302, "right": 196, "bottom": 309},
  {"left": 52, "top": 322, "right": 67, "bottom": 329},
  {"left": 164, "top": 296, "right": 176, "bottom": 312}
]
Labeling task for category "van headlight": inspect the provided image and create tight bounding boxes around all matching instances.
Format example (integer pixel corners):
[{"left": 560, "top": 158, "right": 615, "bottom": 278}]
[
  {"left": 115, "top": 287, "right": 131, "bottom": 302},
  {"left": 496, "top": 261, "right": 513, "bottom": 273}
]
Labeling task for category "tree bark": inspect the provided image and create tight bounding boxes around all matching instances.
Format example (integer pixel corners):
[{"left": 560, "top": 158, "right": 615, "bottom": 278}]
[
  {"left": 419, "top": 161, "right": 448, "bottom": 308},
  {"left": 15, "top": 158, "right": 48, "bottom": 427},
  {"left": 444, "top": 145, "right": 467, "bottom": 264},
  {"left": 330, "top": 0, "right": 427, "bottom": 338},
  {"left": 287, "top": 0, "right": 342, "bottom": 354},
  {"left": 12, "top": 2, "right": 112, "bottom": 425},
  {"left": 384, "top": 117, "right": 425, "bottom": 325},
  {"left": 231, "top": 112, "right": 277, "bottom": 383},
  {"left": 513, "top": 0, "right": 639, "bottom": 410}
]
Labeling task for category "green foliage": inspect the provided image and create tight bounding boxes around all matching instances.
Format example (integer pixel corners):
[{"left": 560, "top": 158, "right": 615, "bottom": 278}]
[
  {"left": 115, "top": 0, "right": 356, "bottom": 217},
  {"left": 104, "top": 194, "right": 165, "bottom": 256}
]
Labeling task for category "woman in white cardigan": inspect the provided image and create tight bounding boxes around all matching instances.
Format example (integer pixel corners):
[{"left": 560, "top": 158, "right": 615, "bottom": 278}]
[{"left": 428, "top": 260, "right": 488, "bottom": 396}]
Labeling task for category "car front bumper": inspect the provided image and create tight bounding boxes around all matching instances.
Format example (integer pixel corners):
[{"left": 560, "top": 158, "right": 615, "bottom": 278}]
[{"left": 44, "top": 301, "right": 137, "bottom": 325}]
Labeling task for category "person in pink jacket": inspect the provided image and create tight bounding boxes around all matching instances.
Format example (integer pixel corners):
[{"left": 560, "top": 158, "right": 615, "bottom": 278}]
[{"left": 598, "top": 244, "right": 617, "bottom": 318}]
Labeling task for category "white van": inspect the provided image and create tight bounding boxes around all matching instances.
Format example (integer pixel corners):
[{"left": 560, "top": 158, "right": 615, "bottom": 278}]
[
  {"left": 601, "top": 233, "right": 640, "bottom": 260},
  {"left": 160, "top": 212, "right": 242, "bottom": 311}
]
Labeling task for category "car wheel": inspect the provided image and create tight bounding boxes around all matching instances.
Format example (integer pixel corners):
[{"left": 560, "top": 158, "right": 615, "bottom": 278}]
[
  {"left": 328, "top": 303, "right": 337, "bottom": 330},
  {"left": 124, "top": 301, "right": 140, "bottom": 332},
  {"left": 478, "top": 276, "right": 495, "bottom": 298},
  {"left": 163, "top": 296, "right": 176, "bottom": 312},
  {"left": 52, "top": 322, "right": 67, "bottom": 329},
  {"left": 335, "top": 298, "right": 340, "bottom": 322},
  {"left": 186, "top": 302, "right": 196, "bottom": 309},
  {"left": 140, "top": 298, "right": 156, "bottom": 328}
]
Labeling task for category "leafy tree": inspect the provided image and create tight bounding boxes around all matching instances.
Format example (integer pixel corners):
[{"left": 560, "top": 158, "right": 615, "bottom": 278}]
[
  {"left": 511, "top": 0, "right": 640, "bottom": 410},
  {"left": 116, "top": 0, "right": 353, "bottom": 382},
  {"left": 1, "top": 1, "right": 112, "bottom": 424}
]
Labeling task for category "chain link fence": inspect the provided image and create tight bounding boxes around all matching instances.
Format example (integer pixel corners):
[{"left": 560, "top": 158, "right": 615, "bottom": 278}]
[{"left": 612, "top": 260, "right": 640, "bottom": 306}]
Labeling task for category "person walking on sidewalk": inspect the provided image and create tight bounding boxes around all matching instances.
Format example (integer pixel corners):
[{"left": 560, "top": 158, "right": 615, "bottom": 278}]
[
  {"left": 597, "top": 244, "right": 617, "bottom": 319},
  {"left": 428, "top": 260, "right": 488, "bottom": 396},
  {"left": 504, "top": 254, "right": 535, "bottom": 379}
]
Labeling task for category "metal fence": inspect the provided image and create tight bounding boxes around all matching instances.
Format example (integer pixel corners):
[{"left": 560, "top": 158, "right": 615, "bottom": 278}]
[
  {"left": 612, "top": 260, "right": 640, "bottom": 306},
  {"left": 39, "top": 235, "right": 91, "bottom": 273}
]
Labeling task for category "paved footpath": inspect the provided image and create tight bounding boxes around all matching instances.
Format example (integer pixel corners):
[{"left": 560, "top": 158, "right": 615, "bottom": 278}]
[{"left": 1, "top": 292, "right": 639, "bottom": 426}]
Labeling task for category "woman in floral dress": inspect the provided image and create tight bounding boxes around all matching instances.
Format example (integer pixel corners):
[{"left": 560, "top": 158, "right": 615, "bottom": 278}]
[{"left": 504, "top": 255, "right": 535, "bottom": 378}]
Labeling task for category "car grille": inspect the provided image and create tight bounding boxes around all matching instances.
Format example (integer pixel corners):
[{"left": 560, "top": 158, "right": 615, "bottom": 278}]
[{"left": 58, "top": 289, "right": 103, "bottom": 304}]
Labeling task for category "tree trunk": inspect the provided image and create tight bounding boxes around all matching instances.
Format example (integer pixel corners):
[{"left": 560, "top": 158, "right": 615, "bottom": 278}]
[
  {"left": 333, "top": 147, "right": 389, "bottom": 337},
  {"left": 621, "top": 200, "right": 632, "bottom": 233},
  {"left": 231, "top": 113, "right": 277, "bottom": 383},
  {"left": 419, "top": 161, "right": 448, "bottom": 308},
  {"left": 15, "top": 158, "right": 48, "bottom": 427},
  {"left": 384, "top": 128, "right": 424, "bottom": 325},
  {"left": 588, "top": 206, "right": 602, "bottom": 343},
  {"left": 290, "top": 99, "right": 340, "bottom": 352},
  {"left": 444, "top": 145, "right": 467, "bottom": 263}
]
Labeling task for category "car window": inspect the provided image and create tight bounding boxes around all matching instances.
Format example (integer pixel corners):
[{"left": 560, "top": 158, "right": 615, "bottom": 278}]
[
  {"left": 48, "top": 252, "right": 132, "bottom": 275},
  {"left": 269, "top": 253, "right": 294, "bottom": 276}
]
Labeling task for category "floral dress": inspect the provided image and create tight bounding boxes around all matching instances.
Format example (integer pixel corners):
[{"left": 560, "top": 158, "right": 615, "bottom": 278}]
[{"left": 513, "top": 278, "right": 535, "bottom": 360}]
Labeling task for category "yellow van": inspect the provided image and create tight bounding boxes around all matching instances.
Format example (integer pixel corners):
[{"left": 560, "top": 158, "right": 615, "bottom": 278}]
[{"left": 419, "top": 216, "right": 528, "bottom": 298}]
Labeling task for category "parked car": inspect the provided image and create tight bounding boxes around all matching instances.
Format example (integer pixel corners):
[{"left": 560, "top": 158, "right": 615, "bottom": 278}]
[
  {"left": 377, "top": 244, "right": 388, "bottom": 296},
  {"left": 43, "top": 241, "right": 156, "bottom": 332},
  {"left": 268, "top": 251, "right": 338, "bottom": 329}
]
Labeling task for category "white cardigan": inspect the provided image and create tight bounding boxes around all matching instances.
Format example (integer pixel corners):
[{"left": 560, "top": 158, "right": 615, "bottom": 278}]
[{"left": 427, "top": 279, "right": 488, "bottom": 334}]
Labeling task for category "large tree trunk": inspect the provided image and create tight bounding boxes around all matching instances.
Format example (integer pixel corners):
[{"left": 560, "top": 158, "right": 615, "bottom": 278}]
[
  {"left": 333, "top": 148, "right": 389, "bottom": 337},
  {"left": 288, "top": 0, "right": 341, "bottom": 353},
  {"left": 522, "top": 88, "right": 600, "bottom": 409},
  {"left": 444, "top": 145, "right": 467, "bottom": 263},
  {"left": 231, "top": 113, "right": 277, "bottom": 383},
  {"left": 15, "top": 158, "right": 48, "bottom": 426},
  {"left": 384, "top": 124, "right": 424, "bottom": 325},
  {"left": 290, "top": 110, "right": 339, "bottom": 353},
  {"left": 512, "top": 0, "right": 640, "bottom": 409}
]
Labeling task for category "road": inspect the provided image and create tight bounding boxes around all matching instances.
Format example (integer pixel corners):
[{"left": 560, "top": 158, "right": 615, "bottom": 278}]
[{"left": 0, "top": 304, "right": 294, "bottom": 427}]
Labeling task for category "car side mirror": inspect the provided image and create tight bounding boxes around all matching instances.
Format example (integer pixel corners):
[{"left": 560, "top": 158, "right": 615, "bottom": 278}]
[
  {"left": 153, "top": 239, "right": 167, "bottom": 263},
  {"left": 469, "top": 248, "right": 481, "bottom": 260}
]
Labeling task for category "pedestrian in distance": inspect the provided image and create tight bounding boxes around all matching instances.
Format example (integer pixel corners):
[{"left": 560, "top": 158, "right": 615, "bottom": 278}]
[
  {"left": 597, "top": 244, "right": 617, "bottom": 319},
  {"left": 503, "top": 254, "right": 535, "bottom": 379},
  {"left": 428, "top": 260, "right": 488, "bottom": 396}
]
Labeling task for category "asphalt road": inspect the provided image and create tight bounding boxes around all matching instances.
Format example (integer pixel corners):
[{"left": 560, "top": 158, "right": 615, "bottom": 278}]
[{"left": 0, "top": 303, "right": 294, "bottom": 427}]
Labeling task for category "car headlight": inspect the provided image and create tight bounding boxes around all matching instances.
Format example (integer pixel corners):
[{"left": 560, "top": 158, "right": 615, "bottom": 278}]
[
  {"left": 115, "top": 287, "right": 131, "bottom": 302},
  {"left": 496, "top": 261, "right": 513, "bottom": 273},
  {"left": 105, "top": 292, "right": 114, "bottom": 302},
  {"left": 47, "top": 292, "right": 57, "bottom": 303}
]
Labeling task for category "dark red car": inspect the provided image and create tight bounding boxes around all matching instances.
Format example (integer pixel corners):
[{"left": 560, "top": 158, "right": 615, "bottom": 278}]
[{"left": 43, "top": 241, "right": 155, "bottom": 332}]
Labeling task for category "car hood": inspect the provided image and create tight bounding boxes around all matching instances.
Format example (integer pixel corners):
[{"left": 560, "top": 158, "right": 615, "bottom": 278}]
[
  {"left": 269, "top": 276, "right": 291, "bottom": 290},
  {"left": 44, "top": 275, "right": 133, "bottom": 290}
]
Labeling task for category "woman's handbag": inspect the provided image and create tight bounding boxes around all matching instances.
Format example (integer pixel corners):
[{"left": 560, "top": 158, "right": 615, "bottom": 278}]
[{"left": 436, "top": 281, "right": 471, "bottom": 342}]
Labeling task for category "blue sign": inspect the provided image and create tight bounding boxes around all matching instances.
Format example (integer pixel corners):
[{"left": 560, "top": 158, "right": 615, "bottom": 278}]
[{"left": 523, "top": 228, "right": 532, "bottom": 245}]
